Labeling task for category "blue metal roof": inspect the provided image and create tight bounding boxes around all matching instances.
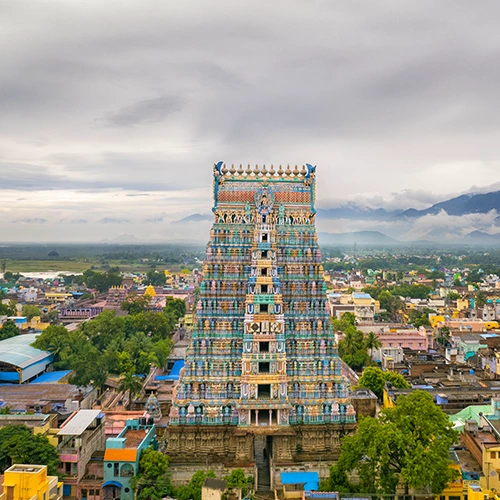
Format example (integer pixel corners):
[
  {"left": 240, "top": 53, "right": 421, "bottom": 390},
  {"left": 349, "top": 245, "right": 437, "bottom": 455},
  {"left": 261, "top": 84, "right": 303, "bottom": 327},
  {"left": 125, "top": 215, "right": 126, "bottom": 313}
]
[
  {"left": 155, "top": 360, "right": 184, "bottom": 381},
  {"left": 352, "top": 292, "right": 371, "bottom": 299},
  {"left": 280, "top": 472, "right": 319, "bottom": 491},
  {"left": 31, "top": 370, "right": 72, "bottom": 384}
]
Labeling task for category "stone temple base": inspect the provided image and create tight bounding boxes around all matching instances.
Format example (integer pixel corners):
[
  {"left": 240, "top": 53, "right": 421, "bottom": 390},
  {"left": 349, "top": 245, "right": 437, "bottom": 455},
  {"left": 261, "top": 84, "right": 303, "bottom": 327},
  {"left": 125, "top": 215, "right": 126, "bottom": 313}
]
[{"left": 165, "top": 423, "right": 357, "bottom": 466}]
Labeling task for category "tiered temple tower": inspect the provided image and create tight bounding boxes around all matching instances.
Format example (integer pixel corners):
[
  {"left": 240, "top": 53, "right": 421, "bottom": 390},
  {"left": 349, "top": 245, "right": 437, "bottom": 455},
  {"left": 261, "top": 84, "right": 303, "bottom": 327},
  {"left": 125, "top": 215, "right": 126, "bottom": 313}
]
[{"left": 167, "top": 163, "right": 356, "bottom": 471}]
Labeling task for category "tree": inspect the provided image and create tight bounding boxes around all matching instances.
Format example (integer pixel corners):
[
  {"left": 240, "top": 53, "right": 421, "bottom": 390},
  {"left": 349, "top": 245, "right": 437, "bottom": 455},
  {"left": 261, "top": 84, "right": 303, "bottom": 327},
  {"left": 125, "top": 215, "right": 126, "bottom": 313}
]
[
  {"left": 0, "top": 301, "right": 16, "bottom": 316},
  {"left": 0, "top": 320, "right": 19, "bottom": 341},
  {"left": 447, "top": 291, "right": 461, "bottom": 301},
  {"left": 408, "top": 307, "right": 435, "bottom": 329},
  {"left": 31, "top": 325, "right": 74, "bottom": 366},
  {"left": 364, "top": 331, "right": 382, "bottom": 361},
  {"left": 131, "top": 447, "right": 174, "bottom": 500},
  {"left": 177, "top": 470, "right": 216, "bottom": 500},
  {"left": 357, "top": 366, "right": 409, "bottom": 400},
  {"left": 224, "top": 469, "right": 254, "bottom": 498},
  {"left": 476, "top": 290, "right": 487, "bottom": 309},
  {"left": 324, "top": 391, "right": 459, "bottom": 496},
  {"left": 145, "top": 270, "right": 166, "bottom": 287},
  {"left": 122, "top": 293, "right": 150, "bottom": 315},
  {"left": 0, "top": 425, "right": 60, "bottom": 475},
  {"left": 47, "top": 250, "right": 59, "bottom": 258},
  {"left": 436, "top": 326, "right": 451, "bottom": 347},
  {"left": 164, "top": 297, "right": 187, "bottom": 321},
  {"left": 22, "top": 304, "right": 41, "bottom": 320},
  {"left": 118, "top": 371, "right": 143, "bottom": 409}
]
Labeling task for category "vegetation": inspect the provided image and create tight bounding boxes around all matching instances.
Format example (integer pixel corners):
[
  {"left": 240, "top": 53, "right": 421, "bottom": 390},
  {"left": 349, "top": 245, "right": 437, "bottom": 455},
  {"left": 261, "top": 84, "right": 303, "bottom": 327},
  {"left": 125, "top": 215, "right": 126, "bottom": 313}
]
[
  {"left": 333, "top": 313, "right": 371, "bottom": 370},
  {"left": 22, "top": 304, "right": 41, "bottom": 320},
  {"left": 357, "top": 366, "right": 410, "bottom": 399},
  {"left": 0, "top": 320, "right": 19, "bottom": 341},
  {"left": 119, "top": 372, "right": 144, "bottom": 409},
  {"left": 323, "top": 391, "right": 459, "bottom": 496},
  {"left": 224, "top": 469, "right": 254, "bottom": 498},
  {"left": 177, "top": 470, "right": 216, "bottom": 500},
  {"left": 0, "top": 425, "right": 60, "bottom": 476},
  {"left": 407, "top": 307, "right": 435, "bottom": 328},
  {"left": 131, "top": 448, "right": 174, "bottom": 500},
  {"left": 31, "top": 296, "right": 186, "bottom": 390}
]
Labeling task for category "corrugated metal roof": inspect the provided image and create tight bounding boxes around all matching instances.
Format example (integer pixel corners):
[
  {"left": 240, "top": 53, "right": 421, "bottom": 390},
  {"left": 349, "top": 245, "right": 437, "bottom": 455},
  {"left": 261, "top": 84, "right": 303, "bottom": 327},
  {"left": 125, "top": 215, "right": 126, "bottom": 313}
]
[
  {"left": 0, "top": 334, "right": 52, "bottom": 369},
  {"left": 58, "top": 409, "right": 102, "bottom": 436}
]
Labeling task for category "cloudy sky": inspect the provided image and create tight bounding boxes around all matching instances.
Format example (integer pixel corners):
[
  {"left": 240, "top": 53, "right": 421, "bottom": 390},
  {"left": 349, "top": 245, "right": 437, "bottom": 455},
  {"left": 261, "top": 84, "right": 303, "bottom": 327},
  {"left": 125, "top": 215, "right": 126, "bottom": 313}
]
[{"left": 2, "top": 1, "right": 500, "bottom": 242}]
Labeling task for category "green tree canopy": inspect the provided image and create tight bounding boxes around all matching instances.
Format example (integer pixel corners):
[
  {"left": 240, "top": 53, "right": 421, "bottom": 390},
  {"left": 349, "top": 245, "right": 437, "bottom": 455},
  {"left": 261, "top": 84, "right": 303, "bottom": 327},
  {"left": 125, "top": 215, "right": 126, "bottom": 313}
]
[
  {"left": 131, "top": 447, "right": 174, "bottom": 500},
  {"left": 0, "top": 320, "right": 19, "bottom": 341},
  {"left": 118, "top": 371, "right": 143, "bottom": 409},
  {"left": 357, "top": 366, "right": 410, "bottom": 399},
  {"left": 324, "top": 391, "right": 458, "bottom": 496},
  {"left": 177, "top": 470, "right": 216, "bottom": 500},
  {"left": 0, "top": 425, "right": 60, "bottom": 476},
  {"left": 224, "top": 469, "right": 254, "bottom": 498},
  {"left": 22, "top": 304, "right": 41, "bottom": 320}
]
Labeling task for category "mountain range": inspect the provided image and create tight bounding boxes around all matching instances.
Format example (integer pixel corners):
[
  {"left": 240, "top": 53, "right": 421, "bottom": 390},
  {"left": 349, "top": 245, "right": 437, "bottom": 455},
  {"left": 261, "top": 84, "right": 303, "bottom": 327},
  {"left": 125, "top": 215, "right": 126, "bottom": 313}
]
[
  {"left": 317, "top": 190, "right": 500, "bottom": 221},
  {"left": 161, "top": 189, "right": 500, "bottom": 246}
]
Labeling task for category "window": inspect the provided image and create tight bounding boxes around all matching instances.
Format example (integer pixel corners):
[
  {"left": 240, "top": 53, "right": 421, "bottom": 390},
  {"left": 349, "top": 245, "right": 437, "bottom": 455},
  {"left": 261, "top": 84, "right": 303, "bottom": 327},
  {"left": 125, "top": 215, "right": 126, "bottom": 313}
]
[
  {"left": 261, "top": 268, "right": 268, "bottom": 277},
  {"left": 113, "top": 463, "right": 119, "bottom": 476},
  {"left": 492, "top": 451, "right": 497, "bottom": 459},
  {"left": 261, "top": 284, "right": 268, "bottom": 293},
  {"left": 261, "top": 250, "right": 268, "bottom": 258},
  {"left": 259, "top": 362, "right": 270, "bottom": 374},
  {"left": 262, "top": 233, "right": 268, "bottom": 242},
  {"left": 258, "top": 384, "right": 271, "bottom": 398},
  {"left": 260, "top": 342, "right": 269, "bottom": 353}
]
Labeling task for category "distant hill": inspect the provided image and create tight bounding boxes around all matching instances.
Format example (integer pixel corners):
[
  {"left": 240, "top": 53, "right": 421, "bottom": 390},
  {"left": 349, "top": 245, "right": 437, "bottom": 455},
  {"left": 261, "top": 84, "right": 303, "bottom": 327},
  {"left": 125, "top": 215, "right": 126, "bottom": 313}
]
[
  {"left": 317, "top": 206, "right": 401, "bottom": 221},
  {"left": 464, "top": 230, "right": 500, "bottom": 244},
  {"left": 100, "top": 233, "right": 140, "bottom": 244},
  {"left": 398, "top": 191, "right": 500, "bottom": 218},
  {"left": 171, "top": 213, "right": 213, "bottom": 225},
  {"left": 318, "top": 230, "right": 400, "bottom": 246}
]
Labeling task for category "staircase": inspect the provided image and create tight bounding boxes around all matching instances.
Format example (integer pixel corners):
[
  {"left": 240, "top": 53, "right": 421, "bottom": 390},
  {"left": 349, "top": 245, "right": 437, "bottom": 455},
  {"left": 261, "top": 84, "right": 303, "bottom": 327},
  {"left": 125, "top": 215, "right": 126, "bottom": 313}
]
[{"left": 254, "top": 436, "right": 270, "bottom": 492}]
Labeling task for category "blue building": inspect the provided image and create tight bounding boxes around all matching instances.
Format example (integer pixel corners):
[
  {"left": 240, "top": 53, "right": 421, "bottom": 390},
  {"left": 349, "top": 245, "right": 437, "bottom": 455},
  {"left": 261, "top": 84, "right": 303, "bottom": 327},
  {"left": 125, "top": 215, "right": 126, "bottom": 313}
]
[
  {"left": 0, "top": 334, "right": 53, "bottom": 383},
  {"left": 103, "top": 418, "right": 156, "bottom": 500}
]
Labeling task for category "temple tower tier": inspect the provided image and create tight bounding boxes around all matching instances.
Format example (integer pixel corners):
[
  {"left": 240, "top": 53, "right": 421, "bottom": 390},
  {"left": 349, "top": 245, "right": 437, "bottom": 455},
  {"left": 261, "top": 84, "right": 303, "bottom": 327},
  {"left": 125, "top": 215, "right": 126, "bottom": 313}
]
[{"left": 167, "top": 163, "right": 356, "bottom": 466}]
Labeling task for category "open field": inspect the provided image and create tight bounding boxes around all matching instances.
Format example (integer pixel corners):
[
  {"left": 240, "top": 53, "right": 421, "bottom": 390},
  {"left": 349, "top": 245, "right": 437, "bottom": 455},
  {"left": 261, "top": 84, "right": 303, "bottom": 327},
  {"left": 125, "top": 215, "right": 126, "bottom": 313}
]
[
  {"left": 2, "top": 259, "right": 193, "bottom": 274},
  {"left": 3, "top": 260, "right": 92, "bottom": 273}
]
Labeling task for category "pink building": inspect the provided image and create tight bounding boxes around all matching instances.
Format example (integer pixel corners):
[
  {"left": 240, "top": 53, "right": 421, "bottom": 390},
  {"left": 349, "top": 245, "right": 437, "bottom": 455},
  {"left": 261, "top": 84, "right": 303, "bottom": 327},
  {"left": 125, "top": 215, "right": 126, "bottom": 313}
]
[{"left": 377, "top": 328, "right": 429, "bottom": 351}]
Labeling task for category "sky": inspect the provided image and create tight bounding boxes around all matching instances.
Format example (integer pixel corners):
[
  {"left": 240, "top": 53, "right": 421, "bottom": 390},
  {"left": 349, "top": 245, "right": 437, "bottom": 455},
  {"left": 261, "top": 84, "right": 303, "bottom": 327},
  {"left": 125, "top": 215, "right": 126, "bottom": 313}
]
[{"left": 2, "top": 1, "right": 500, "bottom": 243}]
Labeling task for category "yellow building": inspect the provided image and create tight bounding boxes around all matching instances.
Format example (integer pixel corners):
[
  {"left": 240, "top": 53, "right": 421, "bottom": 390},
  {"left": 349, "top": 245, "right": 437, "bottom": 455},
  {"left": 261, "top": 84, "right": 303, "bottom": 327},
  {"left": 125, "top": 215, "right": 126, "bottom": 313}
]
[
  {"left": 0, "top": 464, "right": 62, "bottom": 500},
  {"left": 144, "top": 285, "right": 156, "bottom": 297}
]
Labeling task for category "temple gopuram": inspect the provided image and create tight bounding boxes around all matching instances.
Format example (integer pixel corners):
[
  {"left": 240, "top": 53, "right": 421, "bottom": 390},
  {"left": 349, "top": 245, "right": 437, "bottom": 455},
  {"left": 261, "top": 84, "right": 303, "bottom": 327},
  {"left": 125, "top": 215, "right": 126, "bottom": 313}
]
[{"left": 167, "top": 163, "right": 356, "bottom": 483}]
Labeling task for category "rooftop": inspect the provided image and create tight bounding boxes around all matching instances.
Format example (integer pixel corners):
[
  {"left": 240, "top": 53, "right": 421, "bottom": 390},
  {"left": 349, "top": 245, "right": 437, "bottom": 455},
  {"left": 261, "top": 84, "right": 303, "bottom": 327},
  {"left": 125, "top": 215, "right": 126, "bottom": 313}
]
[
  {"left": 0, "top": 334, "right": 51, "bottom": 369},
  {"left": 58, "top": 409, "right": 102, "bottom": 436},
  {"left": 124, "top": 429, "right": 147, "bottom": 448}
]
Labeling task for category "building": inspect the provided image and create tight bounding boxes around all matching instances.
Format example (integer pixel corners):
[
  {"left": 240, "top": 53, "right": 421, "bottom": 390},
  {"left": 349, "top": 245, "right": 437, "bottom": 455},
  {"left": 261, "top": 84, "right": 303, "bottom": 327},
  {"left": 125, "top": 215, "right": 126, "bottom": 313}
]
[
  {"left": 167, "top": 164, "right": 356, "bottom": 487},
  {"left": 0, "top": 465, "right": 62, "bottom": 500},
  {"left": 0, "top": 334, "right": 53, "bottom": 383},
  {"left": 328, "top": 292, "right": 377, "bottom": 325},
  {"left": 57, "top": 410, "right": 105, "bottom": 499},
  {"left": 202, "top": 478, "right": 227, "bottom": 500},
  {"left": 103, "top": 418, "right": 156, "bottom": 500}
]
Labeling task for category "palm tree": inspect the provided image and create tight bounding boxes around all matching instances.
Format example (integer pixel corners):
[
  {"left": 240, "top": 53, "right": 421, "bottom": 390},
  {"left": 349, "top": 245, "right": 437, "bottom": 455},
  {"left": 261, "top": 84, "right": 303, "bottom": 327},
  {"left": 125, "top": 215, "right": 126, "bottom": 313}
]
[
  {"left": 364, "top": 331, "right": 382, "bottom": 361},
  {"left": 118, "top": 371, "right": 143, "bottom": 409}
]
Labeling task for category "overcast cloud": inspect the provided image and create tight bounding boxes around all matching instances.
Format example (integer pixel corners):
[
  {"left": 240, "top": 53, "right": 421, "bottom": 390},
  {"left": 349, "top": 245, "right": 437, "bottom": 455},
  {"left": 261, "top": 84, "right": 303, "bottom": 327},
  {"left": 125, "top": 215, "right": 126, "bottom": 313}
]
[{"left": 2, "top": 1, "right": 500, "bottom": 242}]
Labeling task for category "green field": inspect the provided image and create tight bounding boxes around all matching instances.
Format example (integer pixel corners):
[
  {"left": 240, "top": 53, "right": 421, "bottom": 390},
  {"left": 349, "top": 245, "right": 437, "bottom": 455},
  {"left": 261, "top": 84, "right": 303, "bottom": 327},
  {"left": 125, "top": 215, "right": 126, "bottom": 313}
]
[
  {"left": 4, "top": 260, "right": 92, "bottom": 273},
  {"left": 3, "top": 259, "right": 189, "bottom": 274}
]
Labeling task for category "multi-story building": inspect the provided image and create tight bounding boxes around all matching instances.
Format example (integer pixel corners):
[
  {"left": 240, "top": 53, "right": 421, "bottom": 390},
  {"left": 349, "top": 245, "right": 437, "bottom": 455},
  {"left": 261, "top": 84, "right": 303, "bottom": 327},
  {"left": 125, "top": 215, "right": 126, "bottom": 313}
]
[
  {"left": 103, "top": 418, "right": 156, "bottom": 500},
  {"left": 57, "top": 410, "right": 105, "bottom": 499},
  {"left": 0, "top": 464, "right": 62, "bottom": 500},
  {"left": 167, "top": 164, "right": 356, "bottom": 486}
]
